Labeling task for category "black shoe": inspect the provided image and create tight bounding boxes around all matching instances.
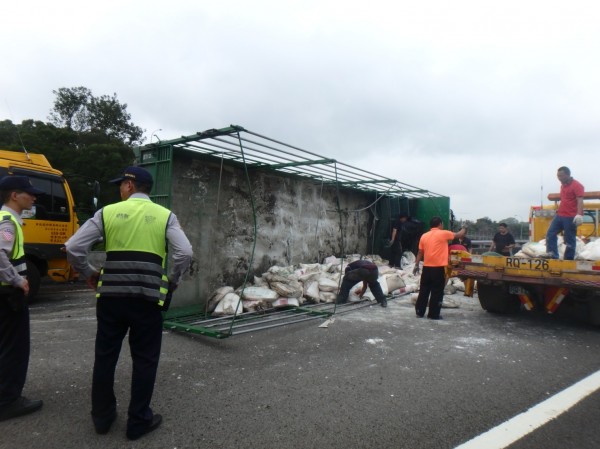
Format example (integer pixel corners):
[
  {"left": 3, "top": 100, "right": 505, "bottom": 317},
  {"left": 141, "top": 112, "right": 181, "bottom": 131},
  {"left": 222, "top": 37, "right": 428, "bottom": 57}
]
[
  {"left": 93, "top": 412, "right": 117, "bottom": 435},
  {"left": 126, "top": 414, "right": 162, "bottom": 441},
  {"left": 539, "top": 252, "right": 556, "bottom": 259},
  {"left": 0, "top": 396, "right": 43, "bottom": 422},
  {"left": 428, "top": 316, "right": 443, "bottom": 320},
  {"left": 380, "top": 298, "right": 387, "bottom": 308},
  {"left": 416, "top": 314, "right": 424, "bottom": 318}
]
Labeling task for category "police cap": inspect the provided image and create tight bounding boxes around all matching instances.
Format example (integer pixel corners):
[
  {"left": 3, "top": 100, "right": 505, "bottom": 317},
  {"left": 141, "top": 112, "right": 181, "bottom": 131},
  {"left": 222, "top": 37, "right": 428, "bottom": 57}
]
[
  {"left": 109, "top": 166, "right": 153, "bottom": 186},
  {"left": 0, "top": 175, "right": 45, "bottom": 195}
]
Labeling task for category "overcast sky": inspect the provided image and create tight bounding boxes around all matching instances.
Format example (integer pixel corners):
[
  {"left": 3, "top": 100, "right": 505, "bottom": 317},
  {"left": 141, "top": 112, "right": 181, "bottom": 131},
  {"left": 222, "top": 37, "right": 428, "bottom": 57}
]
[{"left": 2, "top": 0, "right": 599, "bottom": 222}]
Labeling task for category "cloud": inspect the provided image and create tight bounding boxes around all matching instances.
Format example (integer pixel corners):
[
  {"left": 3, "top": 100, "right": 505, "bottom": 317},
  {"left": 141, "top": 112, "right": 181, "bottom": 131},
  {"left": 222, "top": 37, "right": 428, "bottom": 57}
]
[{"left": 1, "top": 0, "right": 599, "bottom": 221}]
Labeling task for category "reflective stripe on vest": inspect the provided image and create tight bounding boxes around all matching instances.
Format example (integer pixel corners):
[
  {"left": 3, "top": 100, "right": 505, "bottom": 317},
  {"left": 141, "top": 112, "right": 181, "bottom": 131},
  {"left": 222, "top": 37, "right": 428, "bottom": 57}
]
[
  {"left": 97, "top": 199, "right": 171, "bottom": 305},
  {"left": 0, "top": 213, "right": 27, "bottom": 286}
]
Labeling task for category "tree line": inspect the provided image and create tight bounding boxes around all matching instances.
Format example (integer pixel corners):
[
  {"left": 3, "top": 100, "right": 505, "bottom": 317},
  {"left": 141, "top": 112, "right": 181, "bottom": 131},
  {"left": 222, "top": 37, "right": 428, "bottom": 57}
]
[
  {"left": 456, "top": 216, "right": 528, "bottom": 241},
  {"left": 0, "top": 87, "right": 143, "bottom": 220}
]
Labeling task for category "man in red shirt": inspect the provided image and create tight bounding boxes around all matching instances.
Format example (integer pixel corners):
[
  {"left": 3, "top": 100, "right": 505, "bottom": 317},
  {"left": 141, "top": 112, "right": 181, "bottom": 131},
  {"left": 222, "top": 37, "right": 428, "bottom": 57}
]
[
  {"left": 412, "top": 217, "right": 466, "bottom": 319},
  {"left": 545, "top": 166, "right": 584, "bottom": 260}
]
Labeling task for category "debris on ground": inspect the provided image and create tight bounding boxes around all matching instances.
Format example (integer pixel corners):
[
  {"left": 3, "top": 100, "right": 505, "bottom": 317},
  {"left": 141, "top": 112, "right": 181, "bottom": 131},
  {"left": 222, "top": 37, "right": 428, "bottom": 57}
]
[{"left": 208, "top": 252, "right": 424, "bottom": 316}]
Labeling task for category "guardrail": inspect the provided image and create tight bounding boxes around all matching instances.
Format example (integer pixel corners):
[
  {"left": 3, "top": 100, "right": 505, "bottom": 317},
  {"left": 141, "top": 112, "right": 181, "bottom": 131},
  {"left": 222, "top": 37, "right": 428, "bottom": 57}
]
[{"left": 470, "top": 239, "right": 529, "bottom": 255}]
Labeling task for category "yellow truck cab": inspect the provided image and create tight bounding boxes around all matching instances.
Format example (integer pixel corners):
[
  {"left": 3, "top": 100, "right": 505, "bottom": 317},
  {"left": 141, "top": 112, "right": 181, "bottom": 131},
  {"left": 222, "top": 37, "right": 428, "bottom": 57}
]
[{"left": 0, "top": 150, "right": 79, "bottom": 298}]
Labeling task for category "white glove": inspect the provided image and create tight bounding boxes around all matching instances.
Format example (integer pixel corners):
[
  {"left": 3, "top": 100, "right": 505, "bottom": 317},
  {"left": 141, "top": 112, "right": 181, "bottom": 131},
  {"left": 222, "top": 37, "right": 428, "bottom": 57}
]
[{"left": 573, "top": 214, "right": 583, "bottom": 226}]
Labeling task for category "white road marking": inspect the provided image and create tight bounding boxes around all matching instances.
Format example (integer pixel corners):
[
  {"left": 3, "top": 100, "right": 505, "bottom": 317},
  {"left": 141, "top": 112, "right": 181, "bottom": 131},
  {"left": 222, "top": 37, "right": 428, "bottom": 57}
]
[{"left": 455, "top": 370, "right": 600, "bottom": 449}]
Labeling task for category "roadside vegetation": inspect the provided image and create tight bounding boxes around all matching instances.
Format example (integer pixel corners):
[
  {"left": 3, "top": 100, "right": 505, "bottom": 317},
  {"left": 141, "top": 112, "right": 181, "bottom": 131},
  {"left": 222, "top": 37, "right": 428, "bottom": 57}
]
[{"left": 0, "top": 86, "right": 141, "bottom": 220}]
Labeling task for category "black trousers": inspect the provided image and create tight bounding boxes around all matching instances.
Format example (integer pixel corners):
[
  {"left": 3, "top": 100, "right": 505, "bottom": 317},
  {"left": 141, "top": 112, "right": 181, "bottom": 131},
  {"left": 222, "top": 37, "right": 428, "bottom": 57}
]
[
  {"left": 415, "top": 266, "right": 446, "bottom": 318},
  {"left": 0, "top": 297, "right": 30, "bottom": 407},
  {"left": 389, "top": 241, "right": 402, "bottom": 268},
  {"left": 92, "top": 297, "right": 163, "bottom": 434},
  {"left": 336, "top": 268, "right": 386, "bottom": 304}
]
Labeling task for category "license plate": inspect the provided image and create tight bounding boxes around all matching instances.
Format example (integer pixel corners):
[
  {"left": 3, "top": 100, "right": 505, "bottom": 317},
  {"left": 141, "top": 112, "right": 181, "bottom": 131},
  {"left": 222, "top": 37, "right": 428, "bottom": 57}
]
[
  {"left": 508, "top": 284, "right": 528, "bottom": 295},
  {"left": 505, "top": 257, "right": 550, "bottom": 271}
]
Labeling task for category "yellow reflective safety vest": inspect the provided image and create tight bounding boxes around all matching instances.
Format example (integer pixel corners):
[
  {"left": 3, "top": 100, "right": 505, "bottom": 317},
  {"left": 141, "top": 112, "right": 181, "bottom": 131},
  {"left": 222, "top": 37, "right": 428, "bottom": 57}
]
[
  {"left": 97, "top": 198, "right": 171, "bottom": 305},
  {"left": 0, "top": 213, "right": 27, "bottom": 287}
]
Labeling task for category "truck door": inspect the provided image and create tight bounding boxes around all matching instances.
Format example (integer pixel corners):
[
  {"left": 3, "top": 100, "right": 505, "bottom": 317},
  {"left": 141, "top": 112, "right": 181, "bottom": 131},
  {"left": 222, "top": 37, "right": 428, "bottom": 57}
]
[{"left": 12, "top": 169, "right": 76, "bottom": 285}]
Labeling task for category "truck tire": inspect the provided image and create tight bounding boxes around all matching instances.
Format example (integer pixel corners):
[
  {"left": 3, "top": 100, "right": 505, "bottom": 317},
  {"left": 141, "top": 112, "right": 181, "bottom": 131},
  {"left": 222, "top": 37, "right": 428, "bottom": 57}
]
[
  {"left": 477, "top": 282, "right": 520, "bottom": 314},
  {"left": 26, "top": 260, "right": 41, "bottom": 301},
  {"left": 586, "top": 299, "right": 600, "bottom": 326}
]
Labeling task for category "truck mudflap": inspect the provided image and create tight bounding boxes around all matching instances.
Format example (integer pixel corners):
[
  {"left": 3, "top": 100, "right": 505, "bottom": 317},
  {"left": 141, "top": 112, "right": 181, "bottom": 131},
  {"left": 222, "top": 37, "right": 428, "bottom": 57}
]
[{"left": 512, "top": 285, "right": 568, "bottom": 313}]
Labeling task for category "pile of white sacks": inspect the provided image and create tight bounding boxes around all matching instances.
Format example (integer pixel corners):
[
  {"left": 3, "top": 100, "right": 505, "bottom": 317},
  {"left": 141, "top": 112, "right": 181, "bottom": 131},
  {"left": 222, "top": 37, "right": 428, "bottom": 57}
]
[
  {"left": 208, "top": 252, "right": 427, "bottom": 316},
  {"left": 207, "top": 237, "right": 600, "bottom": 317},
  {"left": 513, "top": 236, "right": 600, "bottom": 260}
]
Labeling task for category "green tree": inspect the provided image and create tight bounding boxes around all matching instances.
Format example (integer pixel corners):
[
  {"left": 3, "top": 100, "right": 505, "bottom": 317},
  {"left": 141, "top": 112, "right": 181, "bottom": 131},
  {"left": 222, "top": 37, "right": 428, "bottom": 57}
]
[
  {"left": 47, "top": 86, "right": 91, "bottom": 132},
  {"left": 0, "top": 86, "right": 144, "bottom": 220},
  {"left": 49, "top": 87, "right": 145, "bottom": 146},
  {"left": 467, "top": 217, "right": 496, "bottom": 239}
]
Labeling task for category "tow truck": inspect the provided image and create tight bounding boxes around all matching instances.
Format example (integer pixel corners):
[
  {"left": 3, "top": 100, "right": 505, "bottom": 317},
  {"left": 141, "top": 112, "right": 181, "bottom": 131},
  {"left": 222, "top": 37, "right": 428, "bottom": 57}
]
[{"left": 450, "top": 192, "right": 600, "bottom": 325}]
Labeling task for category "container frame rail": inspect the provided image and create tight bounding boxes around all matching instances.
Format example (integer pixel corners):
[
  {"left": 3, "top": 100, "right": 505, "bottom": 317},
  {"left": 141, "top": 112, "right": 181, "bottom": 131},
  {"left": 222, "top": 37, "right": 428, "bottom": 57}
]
[{"left": 162, "top": 299, "right": 381, "bottom": 339}]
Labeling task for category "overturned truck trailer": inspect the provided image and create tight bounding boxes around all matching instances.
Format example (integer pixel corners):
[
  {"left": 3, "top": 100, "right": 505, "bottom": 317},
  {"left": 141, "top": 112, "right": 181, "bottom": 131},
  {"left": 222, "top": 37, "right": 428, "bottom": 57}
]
[{"left": 135, "top": 125, "right": 450, "bottom": 309}]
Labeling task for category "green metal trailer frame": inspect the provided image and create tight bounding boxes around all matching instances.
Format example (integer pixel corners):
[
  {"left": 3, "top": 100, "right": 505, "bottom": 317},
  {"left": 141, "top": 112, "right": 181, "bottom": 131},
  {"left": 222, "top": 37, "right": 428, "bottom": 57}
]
[
  {"left": 162, "top": 299, "right": 389, "bottom": 338},
  {"left": 135, "top": 125, "right": 450, "bottom": 338}
]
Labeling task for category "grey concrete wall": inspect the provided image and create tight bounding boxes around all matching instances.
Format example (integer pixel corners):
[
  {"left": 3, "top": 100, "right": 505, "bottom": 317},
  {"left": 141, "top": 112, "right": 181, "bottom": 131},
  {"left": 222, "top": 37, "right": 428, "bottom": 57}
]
[{"left": 169, "top": 151, "right": 377, "bottom": 308}]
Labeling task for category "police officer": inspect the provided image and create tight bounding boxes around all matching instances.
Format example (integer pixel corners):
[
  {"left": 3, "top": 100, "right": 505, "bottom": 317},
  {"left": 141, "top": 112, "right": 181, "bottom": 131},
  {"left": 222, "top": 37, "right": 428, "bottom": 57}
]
[
  {"left": 0, "top": 175, "right": 44, "bottom": 422},
  {"left": 65, "top": 166, "right": 193, "bottom": 440}
]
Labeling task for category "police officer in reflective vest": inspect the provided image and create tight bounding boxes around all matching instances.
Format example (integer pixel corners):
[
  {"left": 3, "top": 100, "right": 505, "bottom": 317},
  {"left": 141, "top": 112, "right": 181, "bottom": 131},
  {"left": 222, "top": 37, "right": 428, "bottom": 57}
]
[
  {"left": 0, "top": 175, "right": 44, "bottom": 422},
  {"left": 65, "top": 166, "right": 193, "bottom": 440}
]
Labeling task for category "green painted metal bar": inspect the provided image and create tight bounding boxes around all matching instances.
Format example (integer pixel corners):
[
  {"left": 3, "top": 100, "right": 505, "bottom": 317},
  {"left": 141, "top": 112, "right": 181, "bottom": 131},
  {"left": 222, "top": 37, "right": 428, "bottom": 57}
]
[
  {"left": 163, "top": 306, "right": 332, "bottom": 338},
  {"left": 388, "top": 189, "right": 429, "bottom": 194},
  {"left": 164, "top": 321, "right": 230, "bottom": 339},
  {"left": 136, "top": 143, "right": 174, "bottom": 209},
  {"left": 142, "top": 125, "right": 247, "bottom": 149},
  {"left": 173, "top": 305, "right": 329, "bottom": 329},
  {"left": 335, "top": 179, "right": 397, "bottom": 185},
  {"left": 135, "top": 125, "right": 448, "bottom": 200},
  {"left": 161, "top": 298, "right": 389, "bottom": 339},
  {"left": 290, "top": 306, "right": 333, "bottom": 316},
  {"left": 258, "top": 158, "right": 336, "bottom": 170},
  {"left": 162, "top": 304, "right": 229, "bottom": 338}
]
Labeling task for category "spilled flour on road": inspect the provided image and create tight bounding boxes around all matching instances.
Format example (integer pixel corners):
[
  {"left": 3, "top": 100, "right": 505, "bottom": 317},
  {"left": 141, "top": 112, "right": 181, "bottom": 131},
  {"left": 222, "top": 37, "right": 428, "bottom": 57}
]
[{"left": 454, "top": 337, "right": 493, "bottom": 347}]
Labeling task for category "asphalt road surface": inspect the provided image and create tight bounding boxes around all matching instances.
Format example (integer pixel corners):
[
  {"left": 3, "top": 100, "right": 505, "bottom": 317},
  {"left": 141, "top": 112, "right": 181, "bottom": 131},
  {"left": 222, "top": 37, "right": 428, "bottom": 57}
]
[{"left": 1, "top": 283, "right": 600, "bottom": 449}]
